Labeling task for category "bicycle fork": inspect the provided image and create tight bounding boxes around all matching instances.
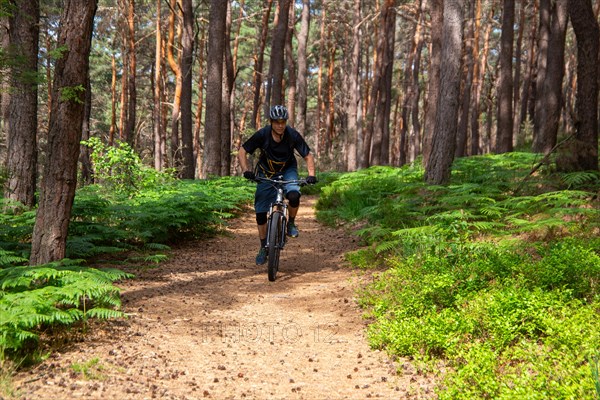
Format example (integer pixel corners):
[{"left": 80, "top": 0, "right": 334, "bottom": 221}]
[{"left": 266, "top": 208, "right": 288, "bottom": 250}]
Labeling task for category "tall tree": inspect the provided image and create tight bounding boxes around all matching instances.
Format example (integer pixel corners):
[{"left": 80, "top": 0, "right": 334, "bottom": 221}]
[
  {"left": 560, "top": 0, "right": 599, "bottom": 171},
  {"left": 456, "top": 0, "right": 474, "bottom": 158},
  {"left": 251, "top": 0, "right": 273, "bottom": 129},
  {"left": 202, "top": 0, "right": 227, "bottom": 177},
  {"left": 267, "top": 0, "right": 291, "bottom": 106},
  {"left": 345, "top": 0, "right": 361, "bottom": 171},
  {"left": 422, "top": 0, "right": 442, "bottom": 168},
  {"left": 496, "top": 0, "right": 515, "bottom": 153},
  {"left": 4, "top": 0, "right": 39, "bottom": 208},
  {"left": 532, "top": 0, "right": 568, "bottom": 154},
  {"left": 0, "top": 15, "right": 9, "bottom": 151},
  {"left": 221, "top": 1, "right": 234, "bottom": 176},
  {"left": 425, "top": 0, "right": 464, "bottom": 184},
  {"left": 295, "top": 0, "right": 310, "bottom": 134},
  {"left": 401, "top": 0, "right": 427, "bottom": 164},
  {"left": 167, "top": 0, "right": 182, "bottom": 169},
  {"left": 373, "top": 0, "right": 395, "bottom": 165},
  {"left": 30, "top": 0, "right": 97, "bottom": 265},
  {"left": 285, "top": 3, "right": 297, "bottom": 126},
  {"left": 153, "top": 0, "right": 166, "bottom": 171},
  {"left": 180, "top": 0, "right": 195, "bottom": 179},
  {"left": 122, "top": 0, "right": 137, "bottom": 145}
]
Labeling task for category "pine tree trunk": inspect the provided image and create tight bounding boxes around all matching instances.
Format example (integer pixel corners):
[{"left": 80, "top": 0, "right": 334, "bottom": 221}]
[
  {"left": 124, "top": 0, "right": 137, "bottom": 146},
  {"left": 221, "top": 1, "right": 234, "bottom": 176},
  {"left": 456, "top": 0, "right": 473, "bottom": 158},
  {"left": 470, "top": 3, "right": 493, "bottom": 156},
  {"left": 251, "top": 0, "right": 273, "bottom": 129},
  {"left": 533, "top": 0, "right": 568, "bottom": 154},
  {"left": 202, "top": 0, "right": 227, "bottom": 177},
  {"left": 180, "top": 0, "right": 195, "bottom": 179},
  {"left": 295, "top": 0, "right": 310, "bottom": 135},
  {"left": 532, "top": 0, "right": 551, "bottom": 147},
  {"left": 167, "top": 0, "right": 182, "bottom": 170},
  {"left": 5, "top": 0, "right": 39, "bottom": 208},
  {"left": 345, "top": 0, "right": 360, "bottom": 171},
  {"left": 512, "top": 0, "right": 526, "bottom": 140},
  {"left": 422, "top": 0, "right": 442, "bottom": 168},
  {"left": 517, "top": 2, "right": 537, "bottom": 147},
  {"left": 110, "top": 54, "right": 117, "bottom": 146},
  {"left": 496, "top": 0, "right": 515, "bottom": 153},
  {"left": 30, "top": 0, "right": 97, "bottom": 265},
  {"left": 153, "top": 0, "right": 164, "bottom": 170},
  {"left": 268, "top": 0, "right": 291, "bottom": 106},
  {"left": 194, "top": 27, "right": 206, "bottom": 178},
  {"left": 560, "top": 0, "right": 599, "bottom": 171},
  {"left": 285, "top": 4, "right": 297, "bottom": 126},
  {"left": 425, "top": 0, "right": 464, "bottom": 184}
]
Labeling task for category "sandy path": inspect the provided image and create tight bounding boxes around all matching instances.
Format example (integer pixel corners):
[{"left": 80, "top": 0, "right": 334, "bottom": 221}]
[{"left": 12, "top": 197, "right": 435, "bottom": 399}]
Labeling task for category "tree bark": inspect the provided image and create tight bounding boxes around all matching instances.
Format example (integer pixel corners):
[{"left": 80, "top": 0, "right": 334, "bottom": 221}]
[
  {"left": 123, "top": 0, "right": 137, "bottom": 146},
  {"left": 153, "top": 0, "right": 165, "bottom": 170},
  {"left": 456, "top": 0, "right": 474, "bottom": 158},
  {"left": 167, "top": 0, "right": 182, "bottom": 170},
  {"left": 346, "top": 0, "right": 361, "bottom": 171},
  {"left": 267, "top": 0, "right": 291, "bottom": 106},
  {"left": 5, "top": 0, "right": 39, "bottom": 208},
  {"left": 221, "top": 1, "right": 234, "bottom": 176},
  {"left": 202, "top": 0, "right": 227, "bottom": 177},
  {"left": 251, "top": 0, "right": 273, "bottom": 129},
  {"left": 194, "top": 26, "right": 206, "bottom": 178},
  {"left": 559, "top": 0, "right": 599, "bottom": 171},
  {"left": 533, "top": 0, "right": 568, "bottom": 154},
  {"left": 496, "top": 0, "right": 515, "bottom": 153},
  {"left": 422, "top": 0, "right": 442, "bottom": 168},
  {"left": 180, "top": 0, "right": 195, "bottom": 179},
  {"left": 295, "top": 0, "right": 310, "bottom": 135},
  {"left": 30, "top": 0, "right": 97, "bottom": 265},
  {"left": 532, "top": 0, "right": 550, "bottom": 146},
  {"left": 285, "top": 3, "right": 297, "bottom": 127},
  {"left": 517, "top": 1, "right": 537, "bottom": 148},
  {"left": 425, "top": 0, "right": 464, "bottom": 185}
]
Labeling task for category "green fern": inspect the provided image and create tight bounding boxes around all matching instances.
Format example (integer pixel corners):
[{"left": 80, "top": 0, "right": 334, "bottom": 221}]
[
  {"left": 0, "top": 261, "right": 133, "bottom": 355},
  {"left": 560, "top": 171, "right": 600, "bottom": 189}
]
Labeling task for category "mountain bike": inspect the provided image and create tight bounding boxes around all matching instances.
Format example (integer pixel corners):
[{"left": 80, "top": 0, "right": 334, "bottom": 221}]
[{"left": 254, "top": 176, "right": 307, "bottom": 281}]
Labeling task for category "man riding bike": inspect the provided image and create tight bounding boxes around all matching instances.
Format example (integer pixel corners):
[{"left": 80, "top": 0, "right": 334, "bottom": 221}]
[{"left": 238, "top": 105, "right": 317, "bottom": 265}]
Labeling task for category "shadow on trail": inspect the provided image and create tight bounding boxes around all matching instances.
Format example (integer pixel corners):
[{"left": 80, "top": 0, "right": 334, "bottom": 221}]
[{"left": 117, "top": 196, "right": 355, "bottom": 317}]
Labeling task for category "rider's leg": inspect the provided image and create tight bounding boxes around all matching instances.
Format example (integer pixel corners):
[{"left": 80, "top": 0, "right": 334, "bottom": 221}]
[
  {"left": 287, "top": 190, "right": 301, "bottom": 218},
  {"left": 256, "top": 212, "right": 268, "bottom": 237},
  {"left": 255, "top": 212, "right": 268, "bottom": 265},
  {"left": 286, "top": 190, "right": 301, "bottom": 237}
]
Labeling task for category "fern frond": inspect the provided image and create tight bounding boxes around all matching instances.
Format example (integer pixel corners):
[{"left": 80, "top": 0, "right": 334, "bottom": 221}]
[
  {"left": 85, "top": 308, "right": 126, "bottom": 319},
  {"left": 560, "top": 171, "right": 600, "bottom": 189}
]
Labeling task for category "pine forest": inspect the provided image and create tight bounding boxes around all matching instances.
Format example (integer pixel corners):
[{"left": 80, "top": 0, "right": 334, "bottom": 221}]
[{"left": 1, "top": 0, "right": 600, "bottom": 398}]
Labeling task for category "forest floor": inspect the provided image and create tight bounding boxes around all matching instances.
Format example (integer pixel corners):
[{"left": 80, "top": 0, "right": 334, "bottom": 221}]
[{"left": 10, "top": 196, "right": 437, "bottom": 399}]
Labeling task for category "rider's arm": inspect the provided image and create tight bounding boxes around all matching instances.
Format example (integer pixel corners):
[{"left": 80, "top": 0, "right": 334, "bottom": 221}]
[
  {"left": 304, "top": 153, "right": 316, "bottom": 177},
  {"left": 238, "top": 146, "right": 250, "bottom": 172}
]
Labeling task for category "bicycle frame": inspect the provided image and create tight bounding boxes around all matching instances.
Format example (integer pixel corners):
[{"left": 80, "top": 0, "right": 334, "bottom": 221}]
[
  {"left": 254, "top": 176, "right": 307, "bottom": 281},
  {"left": 256, "top": 176, "right": 306, "bottom": 251}
]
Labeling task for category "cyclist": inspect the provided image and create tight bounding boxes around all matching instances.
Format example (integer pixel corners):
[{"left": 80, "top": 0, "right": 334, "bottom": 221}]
[{"left": 238, "top": 105, "right": 317, "bottom": 265}]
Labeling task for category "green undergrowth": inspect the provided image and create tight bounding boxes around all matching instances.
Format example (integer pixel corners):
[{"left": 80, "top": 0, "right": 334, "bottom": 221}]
[
  {"left": 0, "top": 139, "right": 255, "bottom": 364},
  {"left": 316, "top": 152, "right": 600, "bottom": 398}
]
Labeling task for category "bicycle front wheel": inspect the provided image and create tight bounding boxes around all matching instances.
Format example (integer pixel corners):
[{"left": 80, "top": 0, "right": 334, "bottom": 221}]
[{"left": 267, "top": 211, "right": 283, "bottom": 281}]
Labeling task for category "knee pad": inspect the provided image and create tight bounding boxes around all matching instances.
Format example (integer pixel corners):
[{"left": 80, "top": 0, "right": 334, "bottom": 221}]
[
  {"left": 286, "top": 191, "right": 301, "bottom": 208},
  {"left": 256, "top": 212, "right": 268, "bottom": 225}
]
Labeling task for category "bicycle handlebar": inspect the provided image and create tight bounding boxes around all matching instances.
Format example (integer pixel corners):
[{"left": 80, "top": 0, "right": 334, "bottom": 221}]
[{"left": 253, "top": 176, "right": 309, "bottom": 186}]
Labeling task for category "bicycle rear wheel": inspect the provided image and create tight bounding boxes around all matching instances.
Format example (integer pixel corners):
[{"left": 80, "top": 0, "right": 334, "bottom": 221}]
[{"left": 267, "top": 211, "right": 283, "bottom": 281}]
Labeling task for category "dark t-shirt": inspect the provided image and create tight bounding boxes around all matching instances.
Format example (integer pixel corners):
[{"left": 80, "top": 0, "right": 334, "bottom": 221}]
[{"left": 242, "top": 125, "right": 311, "bottom": 175}]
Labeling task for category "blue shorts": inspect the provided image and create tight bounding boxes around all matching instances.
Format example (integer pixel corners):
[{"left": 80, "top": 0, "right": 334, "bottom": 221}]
[{"left": 254, "top": 168, "right": 301, "bottom": 213}]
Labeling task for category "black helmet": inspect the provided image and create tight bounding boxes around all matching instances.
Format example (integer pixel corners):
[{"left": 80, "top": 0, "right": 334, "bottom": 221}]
[{"left": 269, "top": 105, "right": 289, "bottom": 120}]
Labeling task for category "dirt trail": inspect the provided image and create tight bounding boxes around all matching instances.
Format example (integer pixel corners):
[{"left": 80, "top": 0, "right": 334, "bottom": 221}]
[{"left": 13, "top": 197, "right": 436, "bottom": 399}]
